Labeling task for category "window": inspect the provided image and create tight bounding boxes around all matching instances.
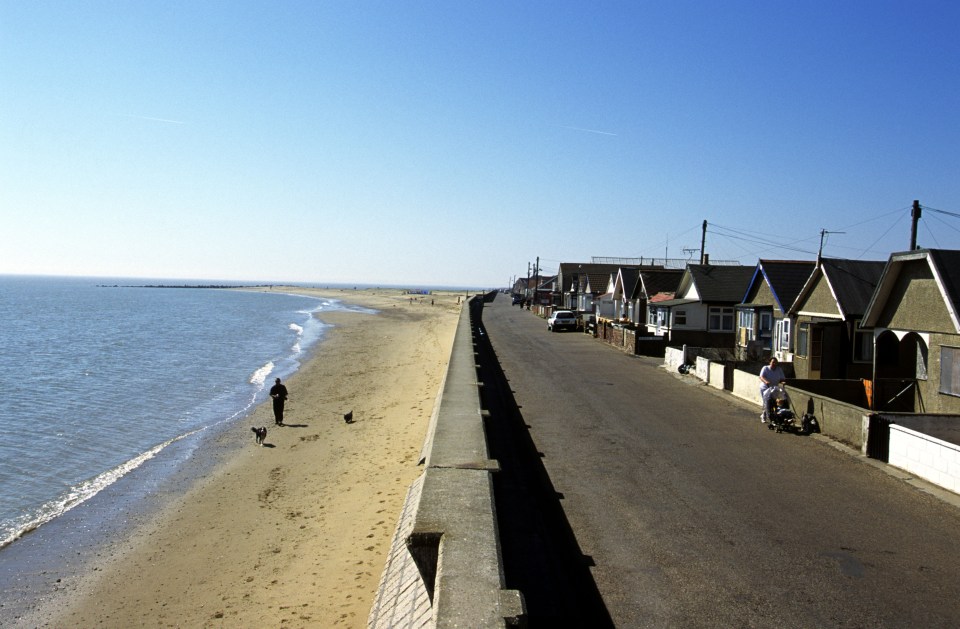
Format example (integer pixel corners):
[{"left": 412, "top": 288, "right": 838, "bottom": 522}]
[
  {"left": 737, "top": 310, "right": 754, "bottom": 344},
  {"left": 759, "top": 312, "right": 773, "bottom": 334},
  {"left": 776, "top": 319, "right": 791, "bottom": 352},
  {"left": 759, "top": 312, "right": 774, "bottom": 348},
  {"left": 941, "top": 346, "right": 960, "bottom": 397},
  {"left": 738, "top": 309, "right": 754, "bottom": 334},
  {"left": 648, "top": 307, "right": 657, "bottom": 325},
  {"left": 709, "top": 306, "right": 734, "bottom": 331},
  {"left": 796, "top": 322, "right": 809, "bottom": 357},
  {"left": 852, "top": 320, "right": 873, "bottom": 363},
  {"left": 674, "top": 309, "right": 687, "bottom": 326}
]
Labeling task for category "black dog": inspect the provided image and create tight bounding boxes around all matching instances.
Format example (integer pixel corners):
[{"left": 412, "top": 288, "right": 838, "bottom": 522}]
[{"left": 251, "top": 426, "right": 267, "bottom": 445}]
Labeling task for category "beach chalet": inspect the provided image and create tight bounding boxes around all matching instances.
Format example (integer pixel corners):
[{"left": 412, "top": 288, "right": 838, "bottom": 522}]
[
  {"left": 610, "top": 267, "right": 639, "bottom": 322},
  {"left": 603, "top": 265, "right": 679, "bottom": 323},
  {"left": 734, "top": 260, "right": 816, "bottom": 361},
  {"left": 861, "top": 249, "right": 960, "bottom": 414},
  {"left": 592, "top": 272, "right": 619, "bottom": 321},
  {"left": 512, "top": 276, "right": 538, "bottom": 302},
  {"left": 556, "top": 262, "right": 623, "bottom": 311},
  {"left": 627, "top": 268, "right": 683, "bottom": 325},
  {"left": 580, "top": 269, "right": 624, "bottom": 314},
  {"left": 787, "top": 258, "right": 885, "bottom": 380},
  {"left": 534, "top": 275, "right": 557, "bottom": 308},
  {"left": 645, "top": 263, "right": 754, "bottom": 348}
]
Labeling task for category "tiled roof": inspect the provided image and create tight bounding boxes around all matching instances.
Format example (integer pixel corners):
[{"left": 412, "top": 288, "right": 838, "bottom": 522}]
[
  {"left": 558, "top": 262, "right": 626, "bottom": 292},
  {"left": 617, "top": 268, "right": 640, "bottom": 297},
  {"left": 686, "top": 264, "right": 755, "bottom": 303},
  {"left": 820, "top": 258, "right": 886, "bottom": 318},
  {"left": 756, "top": 260, "right": 816, "bottom": 312},
  {"left": 929, "top": 249, "right": 960, "bottom": 323},
  {"left": 650, "top": 295, "right": 694, "bottom": 307},
  {"left": 585, "top": 272, "right": 615, "bottom": 294},
  {"left": 631, "top": 269, "right": 683, "bottom": 300}
]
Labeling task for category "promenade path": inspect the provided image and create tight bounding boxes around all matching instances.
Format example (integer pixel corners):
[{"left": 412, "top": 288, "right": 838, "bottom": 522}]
[{"left": 478, "top": 295, "right": 960, "bottom": 628}]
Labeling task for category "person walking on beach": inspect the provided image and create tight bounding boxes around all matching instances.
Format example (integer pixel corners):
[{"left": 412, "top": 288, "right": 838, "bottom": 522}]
[
  {"left": 270, "top": 377, "right": 288, "bottom": 426},
  {"left": 759, "top": 357, "right": 786, "bottom": 423}
]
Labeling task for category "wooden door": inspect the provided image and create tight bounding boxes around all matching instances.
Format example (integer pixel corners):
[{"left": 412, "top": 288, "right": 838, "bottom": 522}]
[{"left": 809, "top": 326, "right": 824, "bottom": 378}]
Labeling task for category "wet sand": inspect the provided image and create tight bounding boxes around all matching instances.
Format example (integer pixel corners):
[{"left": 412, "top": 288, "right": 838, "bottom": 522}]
[{"left": 27, "top": 288, "right": 463, "bottom": 628}]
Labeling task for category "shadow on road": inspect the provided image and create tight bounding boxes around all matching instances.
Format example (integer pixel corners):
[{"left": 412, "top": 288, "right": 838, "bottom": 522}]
[{"left": 472, "top": 302, "right": 614, "bottom": 628}]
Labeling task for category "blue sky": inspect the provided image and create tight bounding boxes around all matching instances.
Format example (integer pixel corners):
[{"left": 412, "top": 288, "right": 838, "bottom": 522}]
[{"left": 2, "top": 1, "right": 958, "bottom": 287}]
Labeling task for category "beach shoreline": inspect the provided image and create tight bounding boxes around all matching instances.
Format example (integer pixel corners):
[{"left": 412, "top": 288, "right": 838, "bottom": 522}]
[{"left": 16, "top": 288, "right": 463, "bottom": 628}]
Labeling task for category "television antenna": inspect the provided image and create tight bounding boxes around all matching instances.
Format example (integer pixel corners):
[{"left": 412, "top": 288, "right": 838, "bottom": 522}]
[{"left": 818, "top": 229, "right": 846, "bottom": 261}]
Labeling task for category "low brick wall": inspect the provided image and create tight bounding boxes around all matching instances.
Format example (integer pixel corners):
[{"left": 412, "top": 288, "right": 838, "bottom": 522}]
[
  {"left": 596, "top": 322, "right": 652, "bottom": 354},
  {"left": 889, "top": 424, "right": 960, "bottom": 493},
  {"left": 891, "top": 414, "right": 960, "bottom": 446}
]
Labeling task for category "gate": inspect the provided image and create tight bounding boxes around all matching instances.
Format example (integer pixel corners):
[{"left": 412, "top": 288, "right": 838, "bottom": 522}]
[{"left": 865, "top": 414, "right": 892, "bottom": 462}]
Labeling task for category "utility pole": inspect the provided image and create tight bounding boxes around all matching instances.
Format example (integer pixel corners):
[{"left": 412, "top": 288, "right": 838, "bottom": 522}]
[
  {"left": 526, "top": 263, "right": 531, "bottom": 300},
  {"left": 910, "top": 200, "right": 922, "bottom": 250},
  {"left": 700, "top": 220, "right": 707, "bottom": 265},
  {"left": 534, "top": 256, "right": 540, "bottom": 306}
]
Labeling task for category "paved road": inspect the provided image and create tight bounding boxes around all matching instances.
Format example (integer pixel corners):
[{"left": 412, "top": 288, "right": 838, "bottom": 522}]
[{"left": 477, "top": 296, "right": 960, "bottom": 628}]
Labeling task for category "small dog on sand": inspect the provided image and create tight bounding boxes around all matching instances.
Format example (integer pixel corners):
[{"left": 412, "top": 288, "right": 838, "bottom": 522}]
[{"left": 251, "top": 426, "right": 267, "bottom": 445}]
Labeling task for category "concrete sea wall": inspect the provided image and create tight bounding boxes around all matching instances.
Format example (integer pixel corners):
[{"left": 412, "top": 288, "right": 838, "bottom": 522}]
[{"left": 369, "top": 296, "right": 523, "bottom": 628}]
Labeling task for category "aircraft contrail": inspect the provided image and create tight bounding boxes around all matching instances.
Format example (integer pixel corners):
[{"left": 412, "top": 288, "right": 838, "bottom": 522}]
[
  {"left": 558, "top": 125, "right": 617, "bottom": 136},
  {"left": 118, "top": 114, "right": 186, "bottom": 125}
]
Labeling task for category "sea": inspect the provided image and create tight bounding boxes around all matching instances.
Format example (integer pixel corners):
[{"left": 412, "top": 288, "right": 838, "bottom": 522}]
[{"left": 0, "top": 275, "right": 376, "bottom": 621}]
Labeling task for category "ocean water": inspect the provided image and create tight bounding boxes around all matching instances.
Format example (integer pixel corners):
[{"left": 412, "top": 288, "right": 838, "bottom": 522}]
[{"left": 0, "top": 276, "right": 373, "bottom": 552}]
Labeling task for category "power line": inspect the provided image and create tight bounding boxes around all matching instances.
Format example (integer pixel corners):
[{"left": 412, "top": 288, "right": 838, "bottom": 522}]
[
  {"left": 851, "top": 212, "right": 908, "bottom": 259},
  {"left": 921, "top": 217, "right": 943, "bottom": 249},
  {"left": 708, "top": 226, "right": 819, "bottom": 257},
  {"left": 924, "top": 212, "right": 960, "bottom": 237},
  {"left": 925, "top": 206, "right": 960, "bottom": 220},
  {"left": 710, "top": 222, "right": 824, "bottom": 250},
  {"left": 835, "top": 205, "right": 912, "bottom": 233}
]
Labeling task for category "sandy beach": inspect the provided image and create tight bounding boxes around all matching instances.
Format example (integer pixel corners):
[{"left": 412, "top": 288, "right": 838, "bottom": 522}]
[{"left": 30, "top": 288, "right": 463, "bottom": 628}]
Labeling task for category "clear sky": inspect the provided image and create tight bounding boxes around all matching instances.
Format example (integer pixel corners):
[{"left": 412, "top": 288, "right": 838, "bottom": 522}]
[{"left": 2, "top": 1, "right": 958, "bottom": 288}]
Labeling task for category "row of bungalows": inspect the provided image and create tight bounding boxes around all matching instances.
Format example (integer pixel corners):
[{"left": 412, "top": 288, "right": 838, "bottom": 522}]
[
  {"left": 538, "top": 249, "right": 960, "bottom": 491},
  {"left": 543, "top": 249, "right": 960, "bottom": 417}
]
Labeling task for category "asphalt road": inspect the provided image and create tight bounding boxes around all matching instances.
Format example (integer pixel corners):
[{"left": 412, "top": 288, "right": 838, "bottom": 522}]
[{"left": 477, "top": 295, "right": 960, "bottom": 628}]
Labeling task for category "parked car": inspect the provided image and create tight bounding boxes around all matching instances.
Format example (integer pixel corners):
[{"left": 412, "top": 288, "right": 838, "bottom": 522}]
[{"left": 548, "top": 310, "right": 578, "bottom": 332}]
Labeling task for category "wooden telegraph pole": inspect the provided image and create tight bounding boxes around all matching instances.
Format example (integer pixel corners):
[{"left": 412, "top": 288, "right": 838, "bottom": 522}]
[{"left": 910, "top": 200, "right": 922, "bottom": 250}]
